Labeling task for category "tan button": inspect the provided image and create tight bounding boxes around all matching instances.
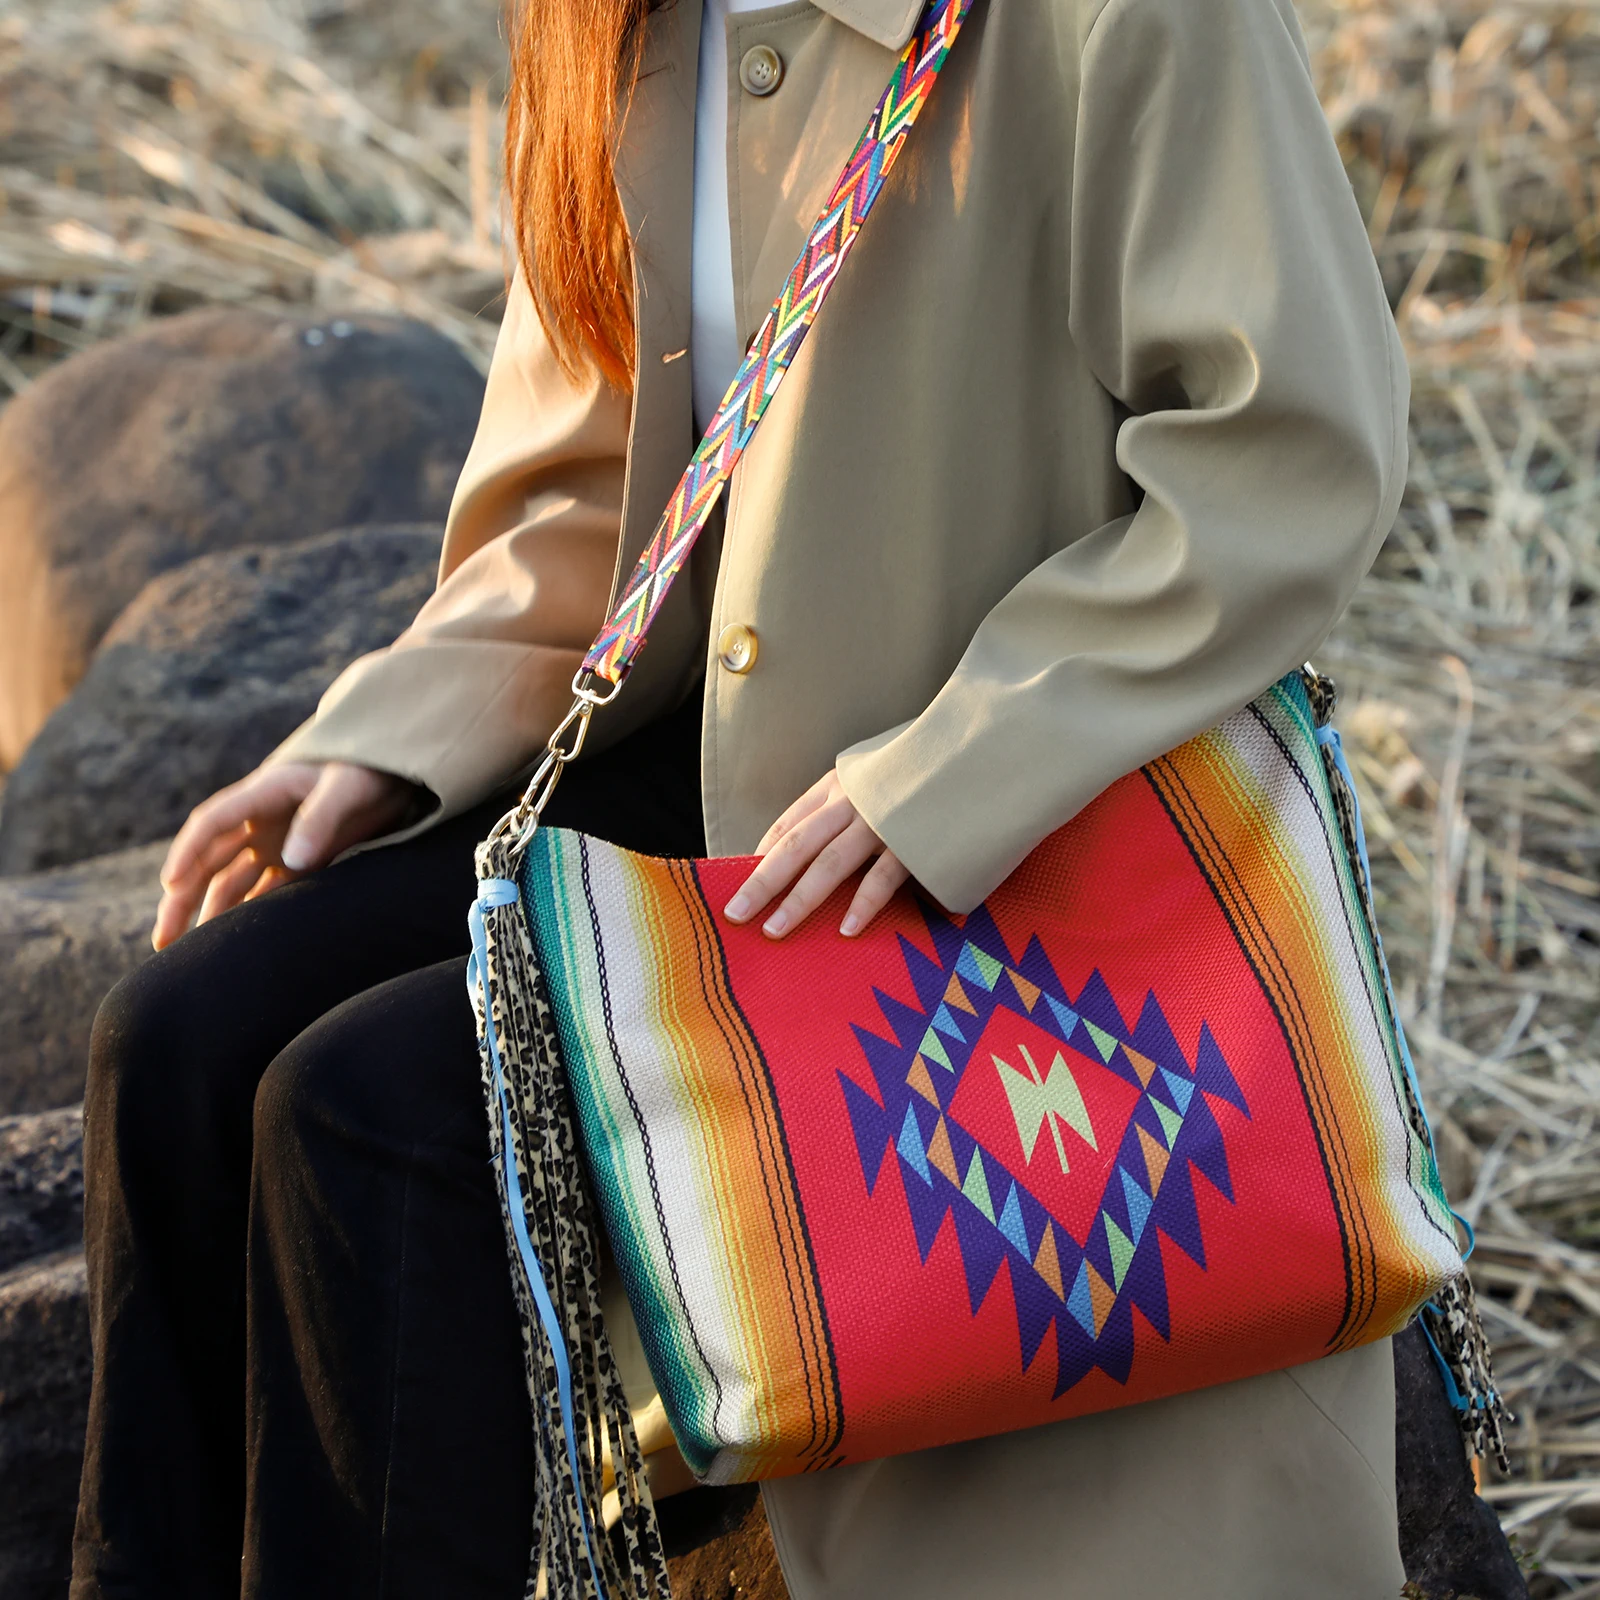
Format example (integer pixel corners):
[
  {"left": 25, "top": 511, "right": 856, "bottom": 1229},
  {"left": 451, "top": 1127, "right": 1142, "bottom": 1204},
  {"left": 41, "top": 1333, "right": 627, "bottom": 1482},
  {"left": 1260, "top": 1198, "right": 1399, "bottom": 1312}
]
[
  {"left": 739, "top": 44, "right": 783, "bottom": 97},
  {"left": 717, "top": 622, "right": 758, "bottom": 674}
]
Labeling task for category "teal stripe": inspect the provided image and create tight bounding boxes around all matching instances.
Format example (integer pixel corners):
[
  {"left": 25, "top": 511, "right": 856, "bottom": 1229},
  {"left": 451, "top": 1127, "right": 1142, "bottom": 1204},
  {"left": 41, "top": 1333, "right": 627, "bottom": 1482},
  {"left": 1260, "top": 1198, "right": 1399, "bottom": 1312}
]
[
  {"left": 1262, "top": 676, "right": 1453, "bottom": 1231},
  {"left": 521, "top": 829, "right": 723, "bottom": 1474}
]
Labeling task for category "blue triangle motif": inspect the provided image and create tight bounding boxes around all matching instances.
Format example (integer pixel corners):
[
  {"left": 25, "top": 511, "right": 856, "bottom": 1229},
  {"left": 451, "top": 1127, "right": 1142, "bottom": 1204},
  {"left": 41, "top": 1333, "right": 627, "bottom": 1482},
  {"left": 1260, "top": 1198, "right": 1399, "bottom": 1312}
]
[
  {"left": 996, "top": 1182, "right": 1030, "bottom": 1256},
  {"left": 931, "top": 1002, "right": 965, "bottom": 1042},
  {"left": 956, "top": 943, "right": 996, "bottom": 990},
  {"left": 1044, "top": 993, "right": 1080, "bottom": 1039},
  {"left": 1121, "top": 1168, "right": 1154, "bottom": 1244},
  {"left": 903, "top": 1163, "right": 955, "bottom": 1261},
  {"left": 897, "top": 1101, "right": 931, "bottom": 1186},
  {"left": 1160, "top": 1068, "right": 1195, "bottom": 1113},
  {"left": 1073, "top": 970, "right": 1129, "bottom": 1039},
  {"left": 1053, "top": 1301, "right": 1101, "bottom": 1394},
  {"left": 1119, "top": 1227, "right": 1171, "bottom": 1341},
  {"left": 1066, "top": 1257, "right": 1097, "bottom": 1336},
  {"left": 1154, "top": 1157, "right": 1205, "bottom": 1267}
]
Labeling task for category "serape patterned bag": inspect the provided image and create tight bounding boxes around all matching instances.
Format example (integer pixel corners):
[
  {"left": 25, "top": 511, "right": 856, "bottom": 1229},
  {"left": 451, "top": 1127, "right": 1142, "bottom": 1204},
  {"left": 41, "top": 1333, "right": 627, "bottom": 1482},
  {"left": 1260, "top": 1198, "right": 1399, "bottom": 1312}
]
[{"left": 466, "top": 1, "right": 1505, "bottom": 1592}]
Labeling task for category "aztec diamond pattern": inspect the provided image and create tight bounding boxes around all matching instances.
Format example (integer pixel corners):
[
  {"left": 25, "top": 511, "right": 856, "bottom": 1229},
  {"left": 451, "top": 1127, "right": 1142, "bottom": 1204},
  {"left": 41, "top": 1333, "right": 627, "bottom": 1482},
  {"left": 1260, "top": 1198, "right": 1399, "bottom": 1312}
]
[
  {"left": 581, "top": 0, "right": 976, "bottom": 685},
  {"left": 841, "top": 904, "right": 1250, "bottom": 1396}
]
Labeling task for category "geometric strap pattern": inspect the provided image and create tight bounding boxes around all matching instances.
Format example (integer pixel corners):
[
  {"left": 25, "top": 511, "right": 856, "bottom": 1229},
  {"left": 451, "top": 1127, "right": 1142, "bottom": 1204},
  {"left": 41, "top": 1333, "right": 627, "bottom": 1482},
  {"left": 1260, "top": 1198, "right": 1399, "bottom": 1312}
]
[{"left": 581, "top": 0, "right": 978, "bottom": 684}]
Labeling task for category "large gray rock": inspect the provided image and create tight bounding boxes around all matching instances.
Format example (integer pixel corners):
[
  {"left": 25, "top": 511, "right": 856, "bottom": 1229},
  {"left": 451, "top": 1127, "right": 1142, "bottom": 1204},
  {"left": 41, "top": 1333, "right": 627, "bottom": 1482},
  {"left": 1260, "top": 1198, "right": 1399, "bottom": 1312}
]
[
  {"left": 0, "top": 308, "right": 482, "bottom": 769},
  {"left": 0, "top": 1249, "right": 89, "bottom": 1600},
  {"left": 0, "top": 523, "right": 442, "bottom": 874},
  {"left": 0, "top": 843, "right": 163, "bottom": 1116},
  {"left": 0, "top": 1108, "right": 83, "bottom": 1274},
  {"left": 1395, "top": 1322, "right": 1530, "bottom": 1600},
  {"left": 660, "top": 1485, "right": 785, "bottom": 1599}
]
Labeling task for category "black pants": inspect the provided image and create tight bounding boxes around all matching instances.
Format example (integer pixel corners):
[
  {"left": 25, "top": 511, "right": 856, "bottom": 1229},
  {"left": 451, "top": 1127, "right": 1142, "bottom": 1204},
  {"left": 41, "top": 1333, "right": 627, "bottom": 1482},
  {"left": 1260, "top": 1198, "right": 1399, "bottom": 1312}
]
[{"left": 71, "top": 697, "right": 706, "bottom": 1600}]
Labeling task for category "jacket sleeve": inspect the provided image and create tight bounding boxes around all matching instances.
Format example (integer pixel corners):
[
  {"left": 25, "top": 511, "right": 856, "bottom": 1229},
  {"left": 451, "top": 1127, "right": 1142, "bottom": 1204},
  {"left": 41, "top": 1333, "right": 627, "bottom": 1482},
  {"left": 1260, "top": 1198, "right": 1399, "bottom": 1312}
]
[
  {"left": 270, "top": 269, "right": 631, "bottom": 825},
  {"left": 835, "top": 0, "right": 1408, "bottom": 913}
]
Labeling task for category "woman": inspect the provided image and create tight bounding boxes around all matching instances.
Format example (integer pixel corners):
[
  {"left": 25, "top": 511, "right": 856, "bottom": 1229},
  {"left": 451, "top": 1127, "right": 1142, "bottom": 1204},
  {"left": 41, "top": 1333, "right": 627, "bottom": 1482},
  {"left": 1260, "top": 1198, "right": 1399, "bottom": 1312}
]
[{"left": 71, "top": 0, "right": 1411, "bottom": 1592}]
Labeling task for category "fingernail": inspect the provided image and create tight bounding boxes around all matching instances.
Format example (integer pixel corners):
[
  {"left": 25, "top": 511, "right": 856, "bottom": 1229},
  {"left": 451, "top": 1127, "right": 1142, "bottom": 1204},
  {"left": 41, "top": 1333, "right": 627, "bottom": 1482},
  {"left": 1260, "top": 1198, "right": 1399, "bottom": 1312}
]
[
  {"left": 840, "top": 914, "right": 860, "bottom": 937},
  {"left": 280, "top": 837, "right": 310, "bottom": 872},
  {"left": 724, "top": 894, "right": 750, "bottom": 921},
  {"left": 763, "top": 910, "right": 788, "bottom": 937}
]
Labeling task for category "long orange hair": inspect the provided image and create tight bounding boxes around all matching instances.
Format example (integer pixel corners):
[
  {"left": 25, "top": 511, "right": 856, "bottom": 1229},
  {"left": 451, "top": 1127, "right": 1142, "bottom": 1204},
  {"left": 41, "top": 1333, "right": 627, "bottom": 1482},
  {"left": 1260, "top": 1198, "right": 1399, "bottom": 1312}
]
[{"left": 505, "top": 0, "right": 658, "bottom": 390}]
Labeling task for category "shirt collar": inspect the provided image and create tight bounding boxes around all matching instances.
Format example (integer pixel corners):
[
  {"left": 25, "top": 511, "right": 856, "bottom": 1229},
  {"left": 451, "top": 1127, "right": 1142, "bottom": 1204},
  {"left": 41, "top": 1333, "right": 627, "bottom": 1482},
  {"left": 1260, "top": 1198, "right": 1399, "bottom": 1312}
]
[{"left": 809, "top": 0, "right": 925, "bottom": 52}]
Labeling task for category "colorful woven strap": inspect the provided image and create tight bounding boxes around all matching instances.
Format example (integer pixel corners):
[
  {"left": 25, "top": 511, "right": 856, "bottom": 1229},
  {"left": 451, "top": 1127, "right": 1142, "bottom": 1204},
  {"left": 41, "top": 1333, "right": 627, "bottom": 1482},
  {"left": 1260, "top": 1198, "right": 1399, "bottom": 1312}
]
[{"left": 581, "top": 0, "right": 977, "bottom": 685}]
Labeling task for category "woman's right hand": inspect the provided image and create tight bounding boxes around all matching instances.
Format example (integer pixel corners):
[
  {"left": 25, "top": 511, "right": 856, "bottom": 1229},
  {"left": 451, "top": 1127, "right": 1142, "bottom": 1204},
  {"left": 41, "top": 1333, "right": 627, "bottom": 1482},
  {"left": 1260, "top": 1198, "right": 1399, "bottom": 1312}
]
[{"left": 152, "top": 761, "right": 420, "bottom": 951}]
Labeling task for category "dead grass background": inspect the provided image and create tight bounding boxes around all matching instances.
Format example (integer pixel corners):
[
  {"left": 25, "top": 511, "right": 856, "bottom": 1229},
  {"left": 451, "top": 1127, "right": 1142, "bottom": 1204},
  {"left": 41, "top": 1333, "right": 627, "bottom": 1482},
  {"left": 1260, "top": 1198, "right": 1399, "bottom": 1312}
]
[{"left": 2, "top": 0, "right": 1599, "bottom": 1590}]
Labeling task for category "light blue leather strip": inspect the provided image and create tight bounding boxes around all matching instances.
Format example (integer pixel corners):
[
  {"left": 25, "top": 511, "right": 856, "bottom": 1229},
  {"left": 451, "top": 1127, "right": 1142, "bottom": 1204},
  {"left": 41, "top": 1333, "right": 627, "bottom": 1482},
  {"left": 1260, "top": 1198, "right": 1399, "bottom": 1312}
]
[
  {"left": 469, "top": 877, "right": 605, "bottom": 1597},
  {"left": 1417, "top": 1314, "right": 1475, "bottom": 1410}
]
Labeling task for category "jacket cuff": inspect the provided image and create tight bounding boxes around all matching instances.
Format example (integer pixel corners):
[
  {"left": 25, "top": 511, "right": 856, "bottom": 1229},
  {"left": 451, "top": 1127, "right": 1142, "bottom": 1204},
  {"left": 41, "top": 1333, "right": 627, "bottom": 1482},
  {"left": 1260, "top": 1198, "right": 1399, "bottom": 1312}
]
[
  {"left": 266, "top": 637, "right": 586, "bottom": 841},
  {"left": 836, "top": 715, "right": 1015, "bottom": 916}
]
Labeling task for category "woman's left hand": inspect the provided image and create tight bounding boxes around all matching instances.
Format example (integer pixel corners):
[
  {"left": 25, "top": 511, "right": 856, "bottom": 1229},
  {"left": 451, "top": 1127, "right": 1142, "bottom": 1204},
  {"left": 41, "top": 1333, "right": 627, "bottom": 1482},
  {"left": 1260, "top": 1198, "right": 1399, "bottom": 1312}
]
[{"left": 723, "top": 769, "right": 909, "bottom": 939}]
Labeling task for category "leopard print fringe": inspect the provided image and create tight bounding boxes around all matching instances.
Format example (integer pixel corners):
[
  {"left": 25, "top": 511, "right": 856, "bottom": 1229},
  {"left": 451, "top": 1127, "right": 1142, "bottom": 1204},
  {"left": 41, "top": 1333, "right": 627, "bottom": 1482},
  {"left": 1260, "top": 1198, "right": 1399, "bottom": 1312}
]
[
  {"left": 471, "top": 833, "right": 673, "bottom": 1600},
  {"left": 1305, "top": 667, "right": 1511, "bottom": 1475}
]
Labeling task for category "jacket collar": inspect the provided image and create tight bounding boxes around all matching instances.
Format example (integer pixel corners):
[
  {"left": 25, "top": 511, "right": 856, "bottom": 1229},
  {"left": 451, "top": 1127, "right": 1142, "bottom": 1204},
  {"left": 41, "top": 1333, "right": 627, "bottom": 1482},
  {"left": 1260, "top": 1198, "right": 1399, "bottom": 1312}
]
[{"left": 810, "top": 0, "right": 925, "bottom": 52}]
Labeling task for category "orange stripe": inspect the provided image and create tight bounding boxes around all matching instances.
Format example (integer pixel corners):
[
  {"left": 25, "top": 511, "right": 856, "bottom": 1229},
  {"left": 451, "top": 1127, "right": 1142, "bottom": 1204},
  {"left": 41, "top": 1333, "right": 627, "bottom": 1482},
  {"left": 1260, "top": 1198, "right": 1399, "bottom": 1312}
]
[
  {"left": 628, "top": 857, "right": 839, "bottom": 1472},
  {"left": 1147, "top": 733, "right": 1422, "bottom": 1347}
]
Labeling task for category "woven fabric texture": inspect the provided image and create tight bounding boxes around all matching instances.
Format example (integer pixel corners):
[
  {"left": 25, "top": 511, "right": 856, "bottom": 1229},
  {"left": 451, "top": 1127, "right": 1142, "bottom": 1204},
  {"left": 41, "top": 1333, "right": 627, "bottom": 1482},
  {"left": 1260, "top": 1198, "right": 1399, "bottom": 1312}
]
[{"left": 521, "top": 672, "right": 1464, "bottom": 1484}]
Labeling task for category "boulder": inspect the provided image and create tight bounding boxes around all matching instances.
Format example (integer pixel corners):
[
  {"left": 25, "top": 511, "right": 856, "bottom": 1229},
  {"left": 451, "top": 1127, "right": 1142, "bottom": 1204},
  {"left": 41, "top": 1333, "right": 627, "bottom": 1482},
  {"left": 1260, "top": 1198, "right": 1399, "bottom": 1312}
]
[
  {"left": 0, "top": 1249, "right": 89, "bottom": 1600},
  {"left": 661, "top": 1485, "right": 785, "bottom": 1600},
  {"left": 0, "top": 308, "right": 483, "bottom": 769},
  {"left": 0, "top": 1108, "right": 83, "bottom": 1274},
  {"left": 1394, "top": 1323, "right": 1530, "bottom": 1600},
  {"left": 0, "top": 1112, "right": 88, "bottom": 1600},
  {"left": 0, "top": 523, "right": 443, "bottom": 874},
  {"left": 0, "top": 843, "right": 163, "bottom": 1116}
]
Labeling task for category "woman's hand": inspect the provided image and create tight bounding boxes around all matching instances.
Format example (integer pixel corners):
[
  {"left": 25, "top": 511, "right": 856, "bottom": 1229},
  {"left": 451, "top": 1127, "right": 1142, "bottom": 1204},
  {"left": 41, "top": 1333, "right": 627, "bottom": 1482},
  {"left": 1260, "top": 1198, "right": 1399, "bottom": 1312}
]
[
  {"left": 723, "top": 769, "right": 909, "bottom": 939},
  {"left": 152, "top": 761, "right": 419, "bottom": 951}
]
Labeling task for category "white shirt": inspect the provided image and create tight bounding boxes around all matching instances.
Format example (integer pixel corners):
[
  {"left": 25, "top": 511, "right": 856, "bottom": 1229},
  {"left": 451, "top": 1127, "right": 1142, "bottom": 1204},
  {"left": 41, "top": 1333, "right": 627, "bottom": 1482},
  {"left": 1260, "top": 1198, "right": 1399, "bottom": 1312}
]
[{"left": 691, "top": 0, "right": 772, "bottom": 433}]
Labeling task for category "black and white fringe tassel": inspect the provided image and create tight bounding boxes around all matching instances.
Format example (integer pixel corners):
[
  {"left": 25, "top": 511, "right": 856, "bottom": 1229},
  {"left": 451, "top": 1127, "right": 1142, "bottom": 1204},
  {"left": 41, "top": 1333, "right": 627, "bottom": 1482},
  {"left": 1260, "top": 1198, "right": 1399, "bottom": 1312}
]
[
  {"left": 1420, "top": 1277, "right": 1511, "bottom": 1474},
  {"left": 469, "top": 834, "right": 672, "bottom": 1600}
]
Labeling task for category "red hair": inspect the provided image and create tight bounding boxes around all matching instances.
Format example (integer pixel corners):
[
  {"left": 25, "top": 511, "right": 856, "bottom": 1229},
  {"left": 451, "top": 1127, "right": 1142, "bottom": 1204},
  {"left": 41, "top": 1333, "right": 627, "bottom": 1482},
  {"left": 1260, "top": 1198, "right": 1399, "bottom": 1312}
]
[{"left": 504, "top": 0, "right": 656, "bottom": 388}]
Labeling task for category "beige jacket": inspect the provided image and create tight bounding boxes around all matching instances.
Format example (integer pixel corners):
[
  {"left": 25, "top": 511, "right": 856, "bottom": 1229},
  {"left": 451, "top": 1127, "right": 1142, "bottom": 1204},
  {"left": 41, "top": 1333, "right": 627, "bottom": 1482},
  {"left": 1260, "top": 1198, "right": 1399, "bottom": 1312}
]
[
  {"left": 280, "top": 0, "right": 1413, "bottom": 1590},
  {"left": 277, "top": 0, "right": 1407, "bottom": 920}
]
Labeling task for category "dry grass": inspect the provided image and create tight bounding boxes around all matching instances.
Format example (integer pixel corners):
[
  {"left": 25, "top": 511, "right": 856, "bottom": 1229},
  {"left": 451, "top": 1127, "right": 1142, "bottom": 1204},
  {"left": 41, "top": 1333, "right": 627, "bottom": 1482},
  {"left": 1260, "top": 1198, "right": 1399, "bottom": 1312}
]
[
  {"left": 0, "top": 0, "right": 511, "bottom": 376},
  {"left": 1305, "top": 2, "right": 1600, "bottom": 1588},
  {"left": 3, "top": 0, "right": 1600, "bottom": 1590}
]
